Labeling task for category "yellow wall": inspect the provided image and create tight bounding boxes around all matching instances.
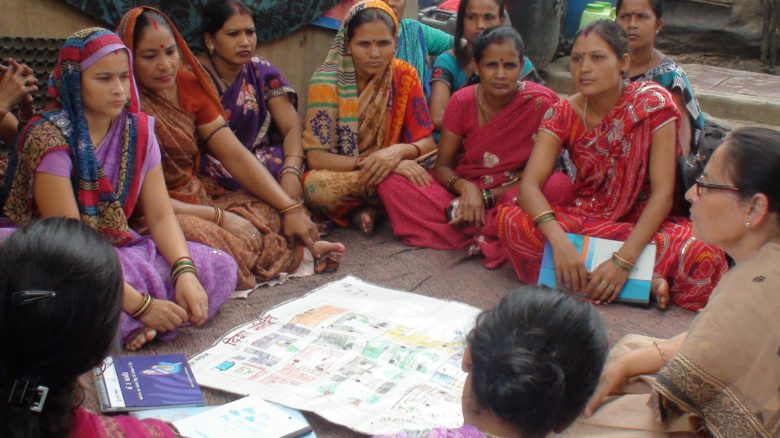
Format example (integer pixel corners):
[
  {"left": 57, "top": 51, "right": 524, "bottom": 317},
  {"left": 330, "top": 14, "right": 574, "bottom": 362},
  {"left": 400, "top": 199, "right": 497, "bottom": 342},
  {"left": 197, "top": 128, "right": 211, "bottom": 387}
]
[{"left": 0, "top": 0, "right": 103, "bottom": 38}]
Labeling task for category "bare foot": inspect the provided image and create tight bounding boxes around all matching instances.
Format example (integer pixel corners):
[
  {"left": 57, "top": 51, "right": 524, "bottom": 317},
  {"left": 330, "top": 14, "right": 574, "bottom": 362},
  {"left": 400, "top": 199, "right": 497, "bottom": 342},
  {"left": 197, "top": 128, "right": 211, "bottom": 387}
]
[
  {"left": 350, "top": 207, "right": 377, "bottom": 236},
  {"left": 652, "top": 278, "right": 670, "bottom": 310},
  {"left": 314, "top": 241, "right": 345, "bottom": 273},
  {"left": 124, "top": 328, "right": 157, "bottom": 351}
]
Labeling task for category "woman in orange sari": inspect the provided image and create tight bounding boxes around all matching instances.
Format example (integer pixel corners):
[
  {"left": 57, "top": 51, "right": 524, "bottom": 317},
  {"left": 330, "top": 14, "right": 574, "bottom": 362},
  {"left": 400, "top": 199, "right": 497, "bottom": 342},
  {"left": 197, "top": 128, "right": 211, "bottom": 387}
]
[
  {"left": 302, "top": 1, "right": 435, "bottom": 236},
  {"left": 117, "top": 7, "right": 343, "bottom": 289}
]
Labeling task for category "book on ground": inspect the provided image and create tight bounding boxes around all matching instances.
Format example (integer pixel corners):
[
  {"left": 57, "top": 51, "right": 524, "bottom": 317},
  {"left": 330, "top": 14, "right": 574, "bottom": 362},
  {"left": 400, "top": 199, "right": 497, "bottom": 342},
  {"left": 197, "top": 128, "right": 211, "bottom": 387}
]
[
  {"left": 537, "top": 233, "right": 657, "bottom": 306},
  {"left": 93, "top": 354, "right": 204, "bottom": 412},
  {"left": 173, "top": 395, "right": 313, "bottom": 438}
]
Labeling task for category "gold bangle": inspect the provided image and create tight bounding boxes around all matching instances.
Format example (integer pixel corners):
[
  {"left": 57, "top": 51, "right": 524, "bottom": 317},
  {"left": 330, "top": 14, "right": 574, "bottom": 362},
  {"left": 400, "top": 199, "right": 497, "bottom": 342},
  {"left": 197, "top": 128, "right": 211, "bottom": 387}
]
[
  {"left": 653, "top": 341, "right": 668, "bottom": 364},
  {"left": 611, "top": 252, "right": 635, "bottom": 271},
  {"left": 445, "top": 175, "right": 462, "bottom": 193},
  {"left": 129, "top": 294, "right": 150, "bottom": 318},
  {"left": 279, "top": 201, "right": 304, "bottom": 216},
  {"left": 135, "top": 296, "right": 155, "bottom": 319},
  {"left": 531, "top": 210, "right": 555, "bottom": 224},
  {"left": 535, "top": 214, "right": 556, "bottom": 227}
]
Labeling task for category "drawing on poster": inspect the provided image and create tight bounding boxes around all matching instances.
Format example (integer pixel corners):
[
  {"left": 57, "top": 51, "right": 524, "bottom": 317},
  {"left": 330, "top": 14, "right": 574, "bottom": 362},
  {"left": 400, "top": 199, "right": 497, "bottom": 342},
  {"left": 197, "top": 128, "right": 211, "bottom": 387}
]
[{"left": 189, "top": 276, "right": 480, "bottom": 435}]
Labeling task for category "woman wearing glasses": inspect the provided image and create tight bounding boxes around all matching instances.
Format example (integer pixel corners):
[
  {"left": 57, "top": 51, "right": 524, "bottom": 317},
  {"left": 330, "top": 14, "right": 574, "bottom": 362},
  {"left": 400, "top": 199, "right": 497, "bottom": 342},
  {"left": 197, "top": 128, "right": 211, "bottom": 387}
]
[
  {"left": 497, "top": 20, "right": 727, "bottom": 311},
  {"left": 557, "top": 127, "right": 780, "bottom": 437}
]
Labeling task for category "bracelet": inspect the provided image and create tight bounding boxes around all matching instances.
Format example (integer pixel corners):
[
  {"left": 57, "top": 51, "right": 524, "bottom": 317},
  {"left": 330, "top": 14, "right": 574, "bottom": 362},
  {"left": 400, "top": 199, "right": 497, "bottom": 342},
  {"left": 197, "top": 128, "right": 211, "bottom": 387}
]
[
  {"left": 203, "top": 122, "right": 229, "bottom": 144},
  {"left": 408, "top": 143, "right": 422, "bottom": 158},
  {"left": 653, "top": 341, "right": 669, "bottom": 364},
  {"left": 531, "top": 210, "right": 555, "bottom": 224},
  {"left": 279, "top": 201, "right": 304, "bottom": 216},
  {"left": 172, "top": 256, "right": 194, "bottom": 266},
  {"left": 535, "top": 214, "right": 556, "bottom": 227},
  {"left": 445, "top": 175, "right": 462, "bottom": 193},
  {"left": 170, "top": 258, "right": 195, "bottom": 277},
  {"left": 213, "top": 206, "right": 225, "bottom": 226},
  {"left": 172, "top": 267, "right": 198, "bottom": 286},
  {"left": 130, "top": 294, "right": 155, "bottom": 319},
  {"left": 611, "top": 252, "right": 635, "bottom": 271},
  {"left": 279, "top": 165, "right": 302, "bottom": 179},
  {"left": 481, "top": 189, "right": 495, "bottom": 209}
]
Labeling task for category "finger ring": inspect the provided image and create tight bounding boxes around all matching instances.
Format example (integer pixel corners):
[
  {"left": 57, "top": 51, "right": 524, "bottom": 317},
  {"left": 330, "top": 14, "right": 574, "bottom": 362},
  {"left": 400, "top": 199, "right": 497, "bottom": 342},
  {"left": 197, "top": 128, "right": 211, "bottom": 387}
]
[{"left": 599, "top": 280, "right": 608, "bottom": 288}]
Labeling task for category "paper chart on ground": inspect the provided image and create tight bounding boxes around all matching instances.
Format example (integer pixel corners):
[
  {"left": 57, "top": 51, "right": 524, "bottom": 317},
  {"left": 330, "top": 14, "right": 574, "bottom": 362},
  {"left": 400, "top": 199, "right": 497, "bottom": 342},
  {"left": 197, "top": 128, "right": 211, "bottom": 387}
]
[{"left": 189, "top": 275, "right": 479, "bottom": 435}]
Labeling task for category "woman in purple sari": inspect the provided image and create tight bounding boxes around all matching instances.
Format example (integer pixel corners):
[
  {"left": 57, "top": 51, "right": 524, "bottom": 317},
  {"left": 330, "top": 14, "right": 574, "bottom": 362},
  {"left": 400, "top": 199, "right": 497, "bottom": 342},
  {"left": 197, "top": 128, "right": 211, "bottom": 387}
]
[
  {"left": 197, "top": 0, "right": 305, "bottom": 201},
  {"left": 1, "top": 28, "right": 237, "bottom": 351}
]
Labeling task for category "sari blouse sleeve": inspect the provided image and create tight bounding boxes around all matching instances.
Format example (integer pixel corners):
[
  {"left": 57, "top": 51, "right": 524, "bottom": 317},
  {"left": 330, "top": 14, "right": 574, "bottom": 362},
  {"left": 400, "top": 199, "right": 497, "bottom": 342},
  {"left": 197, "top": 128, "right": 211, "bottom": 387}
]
[
  {"left": 177, "top": 70, "right": 222, "bottom": 126},
  {"left": 441, "top": 86, "right": 472, "bottom": 137},
  {"left": 255, "top": 58, "right": 297, "bottom": 106},
  {"left": 538, "top": 99, "right": 575, "bottom": 145},
  {"left": 430, "top": 52, "right": 457, "bottom": 89},
  {"left": 399, "top": 69, "right": 434, "bottom": 143}
]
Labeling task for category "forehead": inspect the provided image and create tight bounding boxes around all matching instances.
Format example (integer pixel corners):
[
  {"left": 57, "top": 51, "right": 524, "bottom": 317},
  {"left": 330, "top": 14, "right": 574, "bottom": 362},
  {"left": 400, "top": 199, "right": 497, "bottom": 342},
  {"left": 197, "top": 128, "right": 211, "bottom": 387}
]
[
  {"left": 481, "top": 41, "right": 520, "bottom": 59},
  {"left": 350, "top": 19, "right": 395, "bottom": 40},
  {"left": 572, "top": 32, "right": 612, "bottom": 53},
  {"left": 466, "top": 0, "right": 500, "bottom": 14},
  {"left": 137, "top": 24, "right": 175, "bottom": 48},
  {"left": 619, "top": 0, "right": 654, "bottom": 12},
  {"left": 702, "top": 143, "right": 730, "bottom": 179},
  {"left": 222, "top": 13, "right": 254, "bottom": 29}
]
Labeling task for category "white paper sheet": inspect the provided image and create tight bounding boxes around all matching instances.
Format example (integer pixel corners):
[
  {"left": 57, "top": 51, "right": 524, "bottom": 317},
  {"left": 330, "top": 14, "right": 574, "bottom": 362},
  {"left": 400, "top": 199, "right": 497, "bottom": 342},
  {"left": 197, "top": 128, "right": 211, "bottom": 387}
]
[{"left": 190, "top": 276, "right": 479, "bottom": 435}]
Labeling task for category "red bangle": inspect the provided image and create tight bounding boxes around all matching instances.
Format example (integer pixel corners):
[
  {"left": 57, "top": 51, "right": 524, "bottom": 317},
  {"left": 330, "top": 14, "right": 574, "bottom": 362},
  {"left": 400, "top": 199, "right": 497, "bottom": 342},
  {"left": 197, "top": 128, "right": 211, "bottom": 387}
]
[{"left": 409, "top": 143, "right": 422, "bottom": 158}]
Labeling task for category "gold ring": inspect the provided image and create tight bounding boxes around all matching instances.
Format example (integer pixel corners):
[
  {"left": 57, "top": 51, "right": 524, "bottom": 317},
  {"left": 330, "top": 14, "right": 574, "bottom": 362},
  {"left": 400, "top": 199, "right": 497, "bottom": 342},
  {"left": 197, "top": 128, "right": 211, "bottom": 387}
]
[{"left": 599, "top": 280, "right": 608, "bottom": 288}]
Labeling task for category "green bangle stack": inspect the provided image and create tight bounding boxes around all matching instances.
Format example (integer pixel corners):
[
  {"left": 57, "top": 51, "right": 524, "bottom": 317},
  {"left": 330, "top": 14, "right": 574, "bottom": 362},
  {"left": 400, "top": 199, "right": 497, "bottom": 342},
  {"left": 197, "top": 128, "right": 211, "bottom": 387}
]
[{"left": 171, "top": 256, "right": 199, "bottom": 286}]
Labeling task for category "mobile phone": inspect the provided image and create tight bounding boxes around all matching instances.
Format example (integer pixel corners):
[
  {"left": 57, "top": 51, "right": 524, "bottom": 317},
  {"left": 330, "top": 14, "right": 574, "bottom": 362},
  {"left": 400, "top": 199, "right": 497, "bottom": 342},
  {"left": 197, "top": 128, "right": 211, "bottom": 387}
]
[{"left": 445, "top": 199, "right": 460, "bottom": 222}]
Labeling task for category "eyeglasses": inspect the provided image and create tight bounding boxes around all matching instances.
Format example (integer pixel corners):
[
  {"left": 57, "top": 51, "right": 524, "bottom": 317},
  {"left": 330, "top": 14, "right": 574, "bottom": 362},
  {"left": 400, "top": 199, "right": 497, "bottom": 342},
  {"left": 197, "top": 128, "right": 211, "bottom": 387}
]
[{"left": 694, "top": 177, "right": 740, "bottom": 197}]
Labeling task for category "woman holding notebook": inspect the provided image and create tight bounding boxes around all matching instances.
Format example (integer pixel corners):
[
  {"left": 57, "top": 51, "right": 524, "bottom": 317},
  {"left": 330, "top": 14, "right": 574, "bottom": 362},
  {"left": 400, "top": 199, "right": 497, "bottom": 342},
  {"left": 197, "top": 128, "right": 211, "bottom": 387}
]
[{"left": 496, "top": 20, "right": 727, "bottom": 311}]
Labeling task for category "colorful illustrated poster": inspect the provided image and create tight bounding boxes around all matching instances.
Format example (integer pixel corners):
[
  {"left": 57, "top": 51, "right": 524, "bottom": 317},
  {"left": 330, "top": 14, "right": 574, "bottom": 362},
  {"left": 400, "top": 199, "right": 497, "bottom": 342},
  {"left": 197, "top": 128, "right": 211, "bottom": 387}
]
[{"left": 190, "top": 276, "right": 479, "bottom": 435}]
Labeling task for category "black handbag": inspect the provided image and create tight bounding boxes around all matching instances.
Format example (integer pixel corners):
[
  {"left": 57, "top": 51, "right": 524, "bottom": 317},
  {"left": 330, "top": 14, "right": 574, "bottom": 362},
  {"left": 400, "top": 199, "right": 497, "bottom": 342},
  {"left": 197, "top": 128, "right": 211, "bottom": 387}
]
[{"left": 677, "top": 119, "right": 730, "bottom": 193}]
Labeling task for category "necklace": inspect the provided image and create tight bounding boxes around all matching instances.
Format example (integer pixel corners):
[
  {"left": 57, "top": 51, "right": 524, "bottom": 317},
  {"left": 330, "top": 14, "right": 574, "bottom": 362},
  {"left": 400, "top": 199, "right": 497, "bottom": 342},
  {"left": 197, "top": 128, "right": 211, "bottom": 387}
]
[
  {"left": 583, "top": 96, "right": 589, "bottom": 131},
  {"left": 207, "top": 54, "right": 232, "bottom": 90},
  {"left": 477, "top": 85, "right": 493, "bottom": 125}
]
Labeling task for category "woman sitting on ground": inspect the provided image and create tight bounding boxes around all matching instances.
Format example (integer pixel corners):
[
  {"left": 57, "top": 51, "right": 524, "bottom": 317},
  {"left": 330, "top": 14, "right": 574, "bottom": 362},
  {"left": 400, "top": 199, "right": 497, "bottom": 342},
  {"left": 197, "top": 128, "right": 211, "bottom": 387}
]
[
  {"left": 616, "top": 0, "right": 704, "bottom": 155},
  {"left": 380, "top": 26, "right": 571, "bottom": 264},
  {"left": 302, "top": 0, "right": 435, "bottom": 236},
  {"left": 381, "top": 0, "right": 454, "bottom": 97},
  {"left": 498, "top": 20, "right": 727, "bottom": 311},
  {"left": 561, "top": 127, "right": 780, "bottom": 437},
  {"left": 117, "top": 7, "right": 343, "bottom": 290},
  {"left": 197, "top": 0, "right": 305, "bottom": 202},
  {"left": 2, "top": 28, "right": 236, "bottom": 351},
  {"left": 376, "top": 286, "right": 609, "bottom": 438},
  {"left": 428, "top": 0, "right": 542, "bottom": 130},
  {"left": 0, "top": 218, "right": 180, "bottom": 437}
]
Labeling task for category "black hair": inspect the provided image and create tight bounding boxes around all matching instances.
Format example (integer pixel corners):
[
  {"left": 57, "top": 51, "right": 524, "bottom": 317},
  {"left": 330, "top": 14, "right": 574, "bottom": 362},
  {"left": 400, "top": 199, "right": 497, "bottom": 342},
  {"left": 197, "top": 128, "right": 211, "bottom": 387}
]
[
  {"left": 133, "top": 9, "right": 173, "bottom": 50},
  {"left": 616, "top": 0, "right": 664, "bottom": 19},
  {"left": 345, "top": 7, "right": 397, "bottom": 42},
  {"left": 0, "top": 218, "right": 123, "bottom": 438},
  {"left": 472, "top": 26, "right": 524, "bottom": 63},
  {"left": 573, "top": 19, "right": 630, "bottom": 59},
  {"left": 467, "top": 287, "right": 608, "bottom": 437},
  {"left": 454, "top": 0, "right": 506, "bottom": 67},
  {"left": 201, "top": 0, "right": 253, "bottom": 38},
  {"left": 722, "top": 127, "right": 780, "bottom": 223}
]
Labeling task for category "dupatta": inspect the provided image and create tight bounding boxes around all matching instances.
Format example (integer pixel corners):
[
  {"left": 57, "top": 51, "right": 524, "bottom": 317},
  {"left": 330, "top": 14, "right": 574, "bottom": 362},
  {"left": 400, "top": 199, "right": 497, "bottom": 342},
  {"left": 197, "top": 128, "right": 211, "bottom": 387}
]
[{"left": 2, "top": 28, "right": 148, "bottom": 246}]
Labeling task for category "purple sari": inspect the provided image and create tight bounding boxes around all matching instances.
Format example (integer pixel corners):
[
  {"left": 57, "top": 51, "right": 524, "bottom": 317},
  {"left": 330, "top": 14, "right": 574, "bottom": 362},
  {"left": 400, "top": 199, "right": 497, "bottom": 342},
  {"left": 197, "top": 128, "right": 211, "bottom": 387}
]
[{"left": 202, "top": 56, "right": 297, "bottom": 189}]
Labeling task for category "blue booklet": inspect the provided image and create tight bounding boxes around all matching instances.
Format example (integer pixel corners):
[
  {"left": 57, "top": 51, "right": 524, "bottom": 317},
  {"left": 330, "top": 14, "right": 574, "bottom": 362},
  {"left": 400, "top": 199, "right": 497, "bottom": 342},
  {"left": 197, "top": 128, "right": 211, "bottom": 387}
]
[
  {"left": 537, "top": 233, "right": 657, "bottom": 306},
  {"left": 94, "top": 354, "right": 204, "bottom": 412}
]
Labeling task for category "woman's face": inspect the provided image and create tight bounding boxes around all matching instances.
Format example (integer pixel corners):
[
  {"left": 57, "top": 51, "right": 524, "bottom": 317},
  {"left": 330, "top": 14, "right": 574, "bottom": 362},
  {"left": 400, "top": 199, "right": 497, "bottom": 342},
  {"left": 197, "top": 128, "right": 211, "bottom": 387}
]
[
  {"left": 570, "top": 32, "right": 628, "bottom": 97},
  {"left": 133, "top": 23, "right": 180, "bottom": 94},
  {"left": 207, "top": 12, "right": 257, "bottom": 66},
  {"left": 347, "top": 19, "right": 396, "bottom": 83},
  {"left": 476, "top": 41, "right": 521, "bottom": 99},
  {"left": 686, "top": 144, "right": 748, "bottom": 249},
  {"left": 463, "top": 0, "right": 503, "bottom": 44},
  {"left": 81, "top": 50, "right": 131, "bottom": 121},
  {"left": 382, "top": 0, "right": 406, "bottom": 20},
  {"left": 616, "top": 0, "right": 662, "bottom": 51}
]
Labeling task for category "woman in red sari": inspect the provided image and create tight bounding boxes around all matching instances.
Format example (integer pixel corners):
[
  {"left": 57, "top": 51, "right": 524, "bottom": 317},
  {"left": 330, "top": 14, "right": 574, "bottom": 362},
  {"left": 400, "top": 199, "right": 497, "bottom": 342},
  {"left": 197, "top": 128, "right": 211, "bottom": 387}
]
[
  {"left": 498, "top": 20, "right": 727, "bottom": 311},
  {"left": 379, "top": 26, "right": 571, "bottom": 265}
]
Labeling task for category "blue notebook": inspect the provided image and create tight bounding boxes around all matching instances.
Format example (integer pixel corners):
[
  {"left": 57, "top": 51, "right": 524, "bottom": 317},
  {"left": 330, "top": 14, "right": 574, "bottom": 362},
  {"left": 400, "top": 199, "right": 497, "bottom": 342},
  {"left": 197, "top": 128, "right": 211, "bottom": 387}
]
[
  {"left": 94, "top": 354, "right": 204, "bottom": 412},
  {"left": 538, "top": 233, "right": 657, "bottom": 306}
]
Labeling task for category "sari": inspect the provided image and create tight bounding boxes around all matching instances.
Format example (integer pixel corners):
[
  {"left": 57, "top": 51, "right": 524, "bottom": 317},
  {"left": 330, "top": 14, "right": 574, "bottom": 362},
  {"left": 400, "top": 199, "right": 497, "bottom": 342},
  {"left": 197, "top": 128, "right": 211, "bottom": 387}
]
[
  {"left": 71, "top": 407, "right": 181, "bottom": 438},
  {"left": 374, "top": 424, "right": 490, "bottom": 438},
  {"left": 497, "top": 82, "right": 728, "bottom": 311},
  {"left": 117, "top": 7, "right": 302, "bottom": 289},
  {"left": 396, "top": 18, "right": 453, "bottom": 97},
  {"left": 559, "top": 242, "right": 780, "bottom": 437},
  {"left": 302, "top": 0, "right": 434, "bottom": 226},
  {"left": 430, "top": 51, "right": 544, "bottom": 91},
  {"left": 201, "top": 56, "right": 297, "bottom": 189},
  {"left": 1, "top": 28, "right": 236, "bottom": 344},
  {"left": 378, "top": 82, "right": 572, "bottom": 265},
  {"left": 629, "top": 57, "right": 704, "bottom": 154}
]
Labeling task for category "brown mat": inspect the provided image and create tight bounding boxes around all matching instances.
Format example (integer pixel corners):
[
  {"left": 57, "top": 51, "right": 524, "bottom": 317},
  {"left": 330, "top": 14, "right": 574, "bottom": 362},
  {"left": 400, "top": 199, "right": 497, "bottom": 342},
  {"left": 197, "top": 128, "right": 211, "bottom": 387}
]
[{"left": 83, "top": 222, "right": 696, "bottom": 437}]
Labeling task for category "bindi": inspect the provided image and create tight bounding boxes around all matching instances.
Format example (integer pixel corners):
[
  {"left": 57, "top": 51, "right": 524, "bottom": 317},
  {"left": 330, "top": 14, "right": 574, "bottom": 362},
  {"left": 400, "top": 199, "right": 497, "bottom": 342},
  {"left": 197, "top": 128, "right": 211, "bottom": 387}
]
[{"left": 151, "top": 20, "right": 158, "bottom": 30}]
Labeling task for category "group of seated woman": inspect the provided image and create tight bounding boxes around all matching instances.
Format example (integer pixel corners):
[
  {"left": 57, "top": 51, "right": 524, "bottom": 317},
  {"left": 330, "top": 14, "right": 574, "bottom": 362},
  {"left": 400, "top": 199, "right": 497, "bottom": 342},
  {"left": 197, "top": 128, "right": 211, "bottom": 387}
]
[{"left": 0, "top": 0, "right": 779, "bottom": 437}]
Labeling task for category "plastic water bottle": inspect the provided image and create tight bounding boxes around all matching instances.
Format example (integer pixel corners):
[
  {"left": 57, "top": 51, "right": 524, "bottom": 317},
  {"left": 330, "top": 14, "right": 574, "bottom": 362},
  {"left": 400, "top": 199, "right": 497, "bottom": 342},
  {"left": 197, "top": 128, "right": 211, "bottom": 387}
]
[{"left": 579, "top": 3, "right": 612, "bottom": 30}]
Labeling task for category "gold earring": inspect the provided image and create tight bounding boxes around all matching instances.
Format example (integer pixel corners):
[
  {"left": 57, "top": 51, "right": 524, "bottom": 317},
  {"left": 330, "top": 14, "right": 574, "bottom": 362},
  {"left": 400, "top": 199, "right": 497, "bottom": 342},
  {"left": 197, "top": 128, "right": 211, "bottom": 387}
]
[
  {"left": 208, "top": 46, "right": 215, "bottom": 56},
  {"left": 745, "top": 221, "right": 752, "bottom": 228}
]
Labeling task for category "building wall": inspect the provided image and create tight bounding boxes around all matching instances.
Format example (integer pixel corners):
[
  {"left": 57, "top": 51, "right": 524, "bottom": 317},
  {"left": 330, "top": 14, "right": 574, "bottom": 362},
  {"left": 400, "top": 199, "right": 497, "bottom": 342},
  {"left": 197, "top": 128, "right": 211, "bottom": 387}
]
[{"left": 0, "top": 0, "right": 104, "bottom": 38}]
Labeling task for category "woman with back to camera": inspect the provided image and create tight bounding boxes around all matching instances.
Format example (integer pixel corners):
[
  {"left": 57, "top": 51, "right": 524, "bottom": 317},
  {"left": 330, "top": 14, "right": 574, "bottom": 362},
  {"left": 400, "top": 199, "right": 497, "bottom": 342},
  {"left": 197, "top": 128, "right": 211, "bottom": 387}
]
[
  {"left": 375, "top": 286, "right": 609, "bottom": 438},
  {"left": 0, "top": 218, "right": 181, "bottom": 437},
  {"left": 560, "top": 128, "right": 780, "bottom": 436},
  {"left": 497, "top": 20, "right": 727, "bottom": 311}
]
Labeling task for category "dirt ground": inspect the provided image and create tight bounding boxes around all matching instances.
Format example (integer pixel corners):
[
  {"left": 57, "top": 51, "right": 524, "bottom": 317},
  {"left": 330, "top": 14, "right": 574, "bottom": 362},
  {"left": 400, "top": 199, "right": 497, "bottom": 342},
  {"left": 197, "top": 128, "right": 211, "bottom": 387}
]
[{"left": 665, "top": 49, "right": 778, "bottom": 75}]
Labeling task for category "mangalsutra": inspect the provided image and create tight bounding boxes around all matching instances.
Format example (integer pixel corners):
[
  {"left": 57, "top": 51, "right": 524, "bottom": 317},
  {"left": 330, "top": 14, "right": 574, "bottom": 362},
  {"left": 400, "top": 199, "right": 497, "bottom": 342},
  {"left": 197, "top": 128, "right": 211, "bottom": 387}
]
[{"left": 583, "top": 96, "right": 589, "bottom": 131}]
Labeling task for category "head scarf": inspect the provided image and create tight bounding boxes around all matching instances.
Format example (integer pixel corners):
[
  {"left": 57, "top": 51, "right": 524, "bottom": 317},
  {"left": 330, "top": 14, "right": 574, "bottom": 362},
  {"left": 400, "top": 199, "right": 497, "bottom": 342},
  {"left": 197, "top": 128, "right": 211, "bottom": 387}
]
[
  {"left": 302, "top": 0, "right": 399, "bottom": 157},
  {"left": 116, "top": 6, "right": 225, "bottom": 120},
  {"left": 3, "top": 28, "right": 149, "bottom": 246}
]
